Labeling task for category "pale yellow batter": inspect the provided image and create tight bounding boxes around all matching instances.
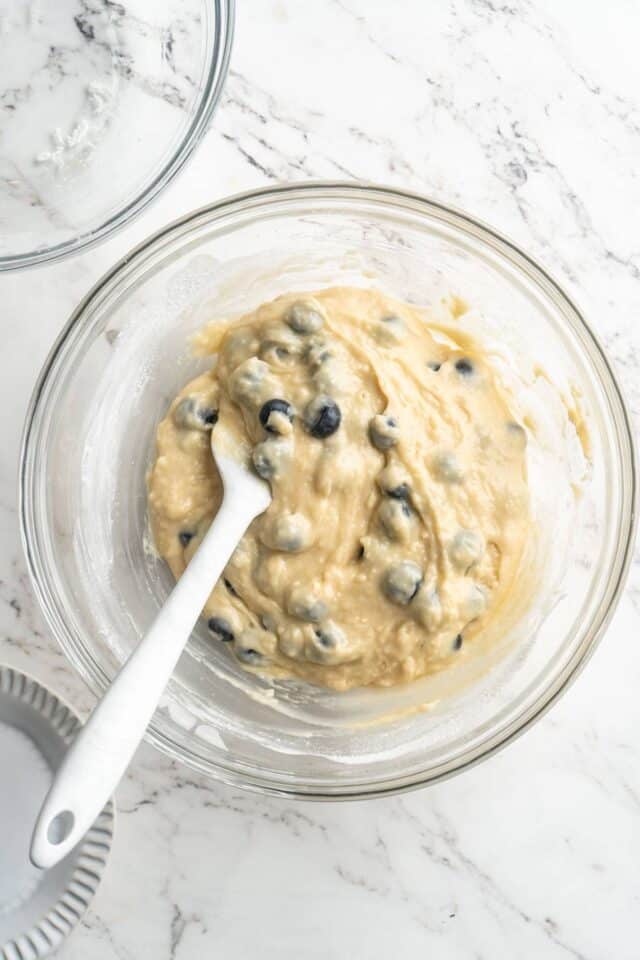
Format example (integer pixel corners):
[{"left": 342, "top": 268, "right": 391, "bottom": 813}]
[{"left": 148, "top": 287, "right": 530, "bottom": 691}]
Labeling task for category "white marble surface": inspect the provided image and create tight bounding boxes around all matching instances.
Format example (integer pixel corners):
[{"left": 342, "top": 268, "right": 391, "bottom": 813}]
[
  {"left": 2, "top": 1, "right": 640, "bottom": 957},
  {"left": 0, "top": 0, "right": 211, "bottom": 261}
]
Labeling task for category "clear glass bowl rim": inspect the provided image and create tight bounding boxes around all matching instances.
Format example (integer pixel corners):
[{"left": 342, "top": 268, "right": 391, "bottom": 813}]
[
  {"left": 19, "top": 181, "right": 638, "bottom": 799},
  {"left": 0, "top": 0, "right": 235, "bottom": 273}
]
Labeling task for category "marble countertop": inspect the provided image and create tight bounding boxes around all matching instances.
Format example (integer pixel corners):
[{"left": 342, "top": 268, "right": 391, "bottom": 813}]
[{"left": 2, "top": 1, "right": 640, "bottom": 957}]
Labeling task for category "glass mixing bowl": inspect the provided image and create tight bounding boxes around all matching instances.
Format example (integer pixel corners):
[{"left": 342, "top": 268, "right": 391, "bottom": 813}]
[
  {"left": 0, "top": 0, "right": 233, "bottom": 270},
  {"left": 20, "top": 183, "right": 637, "bottom": 798}
]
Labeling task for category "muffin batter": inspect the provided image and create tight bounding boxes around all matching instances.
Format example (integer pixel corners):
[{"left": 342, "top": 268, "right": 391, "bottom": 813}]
[{"left": 148, "top": 287, "right": 530, "bottom": 691}]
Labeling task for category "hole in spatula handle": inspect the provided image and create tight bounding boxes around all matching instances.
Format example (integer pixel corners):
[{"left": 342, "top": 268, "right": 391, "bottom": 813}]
[{"left": 47, "top": 809, "right": 75, "bottom": 846}]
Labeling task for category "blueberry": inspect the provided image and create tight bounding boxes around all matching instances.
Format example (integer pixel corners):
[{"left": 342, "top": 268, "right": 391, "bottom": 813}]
[
  {"left": 453, "top": 633, "right": 463, "bottom": 651},
  {"left": 234, "top": 628, "right": 269, "bottom": 665},
  {"left": 235, "top": 646, "right": 263, "bottom": 665},
  {"left": 236, "top": 357, "right": 268, "bottom": 383},
  {"left": 387, "top": 483, "right": 410, "bottom": 501},
  {"left": 378, "top": 499, "right": 412, "bottom": 541},
  {"left": 302, "top": 601, "right": 328, "bottom": 623},
  {"left": 314, "top": 626, "right": 339, "bottom": 648},
  {"left": 179, "top": 531, "right": 194, "bottom": 547},
  {"left": 286, "top": 301, "right": 325, "bottom": 334},
  {"left": 369, "top": 414, "right": 399, "bottom": 451},
  {"left": 382, "top": 561, "right": 423, "bottom": 605},
  {"left": 304, "top": 395, "right": 341, "bottom": 439},
  {"left": 259, "top": 398, "right": 294, "bottom": 434},
  {"left": 455, "top": 358, "right": 474, "bottom": 376},
  {"left": 378, "top": 465, "right": 411, "bottom": 498},
  {"left": 306, "top": 621, "right": 349, "bottom": 664},
  {"left": 252, "top": 444, "right": 276, "bottom": 479},
  {"left": 414, "top": 587, "right": 443, "bottom": 631},
  {"left": 268, "top": 512, "right": 311, "bottom": 552},
  {"left": 449, "top": 530, "right": 484, "bottom": 571},
  {"left": 174, "top": 396, "right": 218, "bottom": 431},
  {"left": 427, "top": 361, "right": 442, "bottom": 372},
  {"left": 251, "top": 437, "right": 292, "bottom": 480},
  {"left": 207, "top": 616, "right": 235, "bottom": 643},
  {"left": 356, "top": 543, "right": 365, "bottom": 560},
  {"left": 287, "top": 589, "right": 328, "bottom": 623}
]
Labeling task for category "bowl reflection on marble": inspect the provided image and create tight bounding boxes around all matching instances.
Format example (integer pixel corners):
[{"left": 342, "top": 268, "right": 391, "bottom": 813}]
[
  {"left": 0, "top": 0, "right": 234, "bottom": 271},
  {"left": 19, "top": 183, "right": 637, "bottom": 798}
]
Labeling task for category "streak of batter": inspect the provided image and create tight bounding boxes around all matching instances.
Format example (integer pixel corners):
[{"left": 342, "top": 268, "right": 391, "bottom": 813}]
[{"left": 148, "top": 287, "right": 530, "bottom": 691}]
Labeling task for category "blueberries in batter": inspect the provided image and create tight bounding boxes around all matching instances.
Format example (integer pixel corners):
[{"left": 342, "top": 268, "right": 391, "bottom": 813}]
[
  {"left": 386, "top": 482, "right": 411, "bottom": 502},
  {"left": 259, "top": 398, "right": 294, "bottom": 435},
  {"left": 383, "top": 561, "right": 423, "bottom": 606},
  {"left": 378, "top": 498, "right": 412, "bottom": 541},
  {"left": 369, "top": 414, "right": 399, "bottom": 451},
  {"left": 173, "top": 396, "right": 218, "bottom": 431},
  {"left": 148, "top": 286, "right": 531, "bottom": 691},
  {"left": 208, "top": 616, "right": 235, "bottom": 643},
  {"left": 449, "top": 529, "right": 484, "bottom": 571},
  {"left": 454, "top": 357, "right": 474, "bottom": 376},
  {"left": 252, "top": 438, "right": 292, "bottom": 479},
  {"left": 286, "top": 300, "right": 325, "bottom": 334},
  {"left": 378, "top": 464, "right": 410, "bottom": 498},
  {"left": 304, "top": 395, "right": 341, "bottom": 439},
  {"left": 306, "top": 621, "right": 358, "bottom": 666},
  {"left": 287, "top": 588, "right": 328, "bottom": 624},
  {"left": 264, "top": 512, "right": 312, "bottom": 553},
  {"left": 234, "top": 630, "right": 267, "bottom": 664},
  {"left": 414, "top": 587, "right": 443, "bottom": 632}
]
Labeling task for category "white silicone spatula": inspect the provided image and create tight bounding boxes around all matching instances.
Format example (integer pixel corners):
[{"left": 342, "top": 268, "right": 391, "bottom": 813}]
[{"left": 31, "top": 432, "right": 271, "bottom": 870}]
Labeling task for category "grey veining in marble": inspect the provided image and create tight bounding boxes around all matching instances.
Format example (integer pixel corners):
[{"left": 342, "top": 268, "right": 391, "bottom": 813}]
[
  {"left": 0, "top": 0, "right": 209, "bottom": 259},
  {"left": 1, "top": 1, "right": 639, "bottom": 958}
]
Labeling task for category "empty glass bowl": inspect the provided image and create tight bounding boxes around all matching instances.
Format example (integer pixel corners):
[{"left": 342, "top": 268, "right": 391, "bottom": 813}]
[
  {"left": 0, "top": 0, "right": 233, "bottom": 270},
  {"left": 20, "top": 183, "right": 637, "bottom": 797}
]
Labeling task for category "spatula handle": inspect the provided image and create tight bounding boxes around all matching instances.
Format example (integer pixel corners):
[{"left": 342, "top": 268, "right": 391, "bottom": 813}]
[{"left": 31, "top": 493, "right": 258, "bottom": 869}]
